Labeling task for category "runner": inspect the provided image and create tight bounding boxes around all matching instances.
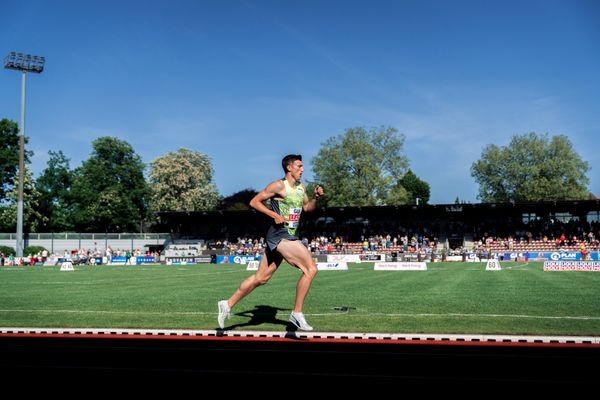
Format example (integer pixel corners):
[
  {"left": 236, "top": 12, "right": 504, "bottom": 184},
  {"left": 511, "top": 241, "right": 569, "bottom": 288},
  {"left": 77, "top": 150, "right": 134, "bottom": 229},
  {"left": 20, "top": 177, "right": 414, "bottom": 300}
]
[{"left": 217, "top": 154, "right": 324, "bottom": 331}]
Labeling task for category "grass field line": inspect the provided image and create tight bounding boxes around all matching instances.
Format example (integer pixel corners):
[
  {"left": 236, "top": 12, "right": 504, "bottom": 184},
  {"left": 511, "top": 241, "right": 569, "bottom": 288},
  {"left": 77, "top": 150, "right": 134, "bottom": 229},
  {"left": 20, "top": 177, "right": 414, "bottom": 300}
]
[
  {"left": 347, "top": 312, "right": 600, "bottom": 321},
  {"left": 0, "top": 309, "right": 215, "bottom": 316},
  {"left": 2, "top": 308, "right": 600, "bottom": 321}
]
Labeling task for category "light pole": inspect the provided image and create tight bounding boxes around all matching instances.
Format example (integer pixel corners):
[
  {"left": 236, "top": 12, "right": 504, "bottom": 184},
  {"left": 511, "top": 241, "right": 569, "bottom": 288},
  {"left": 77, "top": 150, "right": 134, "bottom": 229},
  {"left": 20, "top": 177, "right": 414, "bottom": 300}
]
[{"left": 4, "top": 52, "right": 45, "bottom": 258}]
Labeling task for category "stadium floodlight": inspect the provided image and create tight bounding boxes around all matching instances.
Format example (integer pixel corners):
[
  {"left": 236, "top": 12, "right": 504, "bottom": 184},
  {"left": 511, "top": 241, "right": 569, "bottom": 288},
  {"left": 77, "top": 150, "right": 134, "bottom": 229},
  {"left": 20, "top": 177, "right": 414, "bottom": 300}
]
[
  {"left": 4, "top": 52, "right": 45, "bottom": 258},
  {"left": 4, "top": 52, "right": 45, "bottom": 73}
]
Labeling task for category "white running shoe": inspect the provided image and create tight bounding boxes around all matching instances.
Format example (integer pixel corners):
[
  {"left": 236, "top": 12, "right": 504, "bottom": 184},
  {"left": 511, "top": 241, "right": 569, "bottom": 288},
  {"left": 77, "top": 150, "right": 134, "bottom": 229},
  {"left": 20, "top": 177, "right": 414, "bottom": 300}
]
[
  {"left": 217, "top": 300, "right": 231, "bottom": 329},
  {"left": 289, "top": 311, "right": 313, "bottom": 331}
]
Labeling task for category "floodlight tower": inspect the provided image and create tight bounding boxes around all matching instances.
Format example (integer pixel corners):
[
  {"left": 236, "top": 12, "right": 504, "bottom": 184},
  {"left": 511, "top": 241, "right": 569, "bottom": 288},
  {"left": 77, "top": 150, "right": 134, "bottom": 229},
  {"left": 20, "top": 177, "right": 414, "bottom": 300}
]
[{"left": 3, "top": 52, "right": 45, "bottom": 257}]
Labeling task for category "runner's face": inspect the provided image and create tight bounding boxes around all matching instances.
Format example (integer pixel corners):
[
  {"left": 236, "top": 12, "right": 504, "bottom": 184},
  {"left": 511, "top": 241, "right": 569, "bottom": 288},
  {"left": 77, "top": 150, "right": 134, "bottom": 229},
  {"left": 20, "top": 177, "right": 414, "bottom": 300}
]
[{"left": 289, "top": 160, "right": 303, "bottom": 180}]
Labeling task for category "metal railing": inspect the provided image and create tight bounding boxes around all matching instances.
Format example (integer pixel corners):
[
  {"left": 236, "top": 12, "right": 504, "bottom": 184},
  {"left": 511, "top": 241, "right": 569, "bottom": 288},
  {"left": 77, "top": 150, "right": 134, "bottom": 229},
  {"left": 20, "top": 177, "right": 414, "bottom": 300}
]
[{"left": 0, "top": 232, "right": 170, "bottom": 240}]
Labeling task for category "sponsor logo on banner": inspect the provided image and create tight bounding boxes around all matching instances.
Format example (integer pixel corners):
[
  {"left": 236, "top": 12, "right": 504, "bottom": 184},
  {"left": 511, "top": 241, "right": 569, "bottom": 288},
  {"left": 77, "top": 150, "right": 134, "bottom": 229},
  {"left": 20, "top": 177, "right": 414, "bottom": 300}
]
[
  {"left": 327, "top": 254, "right": 361, "bottom": 263},
  {"left": 374, "top": 262, "right": 427, "bottom": 271},
  {"left": 166, "top": 256, "right": 212, "bottom": 265},
  {"left": 544, "top": 261, "right": 600, "bottom": 271},
  {"left": 246, "top": 260, "right": 259, "bottom": 270},
  {"left": 317, "top": 262, "right": 348, "bottom": 270},
  {"left": 360, "top": 254, "right": 386, "bottom": 261},
  {"left": 217, "top": 255, "right": 261, "bottom": 264},
  {"left": 136, "top": 256, "right": 156, "bottom": 264},
  {"left": 550, "top": 252, "right": 579, "bottom": 261},
  {"left": 466, "top": 253, "right": 479, "bottom": 262}
]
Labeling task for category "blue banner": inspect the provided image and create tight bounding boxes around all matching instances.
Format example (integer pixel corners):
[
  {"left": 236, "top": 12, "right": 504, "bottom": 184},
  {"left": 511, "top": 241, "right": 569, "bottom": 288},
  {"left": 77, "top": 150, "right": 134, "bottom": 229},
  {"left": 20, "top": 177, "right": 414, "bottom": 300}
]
[
  {"left": 489, "top": 251, "right": 599, "bottom": 261},
  {"left": 136, "top": 256, "right": 156, "bottom": 264}
]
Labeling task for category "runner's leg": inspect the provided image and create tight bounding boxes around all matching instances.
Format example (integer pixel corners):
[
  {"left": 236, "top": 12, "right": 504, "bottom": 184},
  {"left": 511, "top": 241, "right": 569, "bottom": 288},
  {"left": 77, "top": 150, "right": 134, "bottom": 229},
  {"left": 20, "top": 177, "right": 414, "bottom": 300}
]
[
  {"left": 276, "top": 240, "right": 318, "bottom": 313},
  {"left": 227, "top": 248, "right": 283, "bottom": 308}
]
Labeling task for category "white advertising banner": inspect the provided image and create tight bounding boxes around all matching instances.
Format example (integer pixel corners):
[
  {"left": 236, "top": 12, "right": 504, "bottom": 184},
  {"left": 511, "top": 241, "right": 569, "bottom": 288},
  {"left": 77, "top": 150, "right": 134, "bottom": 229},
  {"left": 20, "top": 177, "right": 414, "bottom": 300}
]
[
  {"left": 317, "top": 262, "right": 349, "bottom": 270},
  {"left": 544, "top": 261, "right": 600, "bottom": 271},
  {"left": 327, "top": 254, "right": 361, "bottom": 263},
  {"left": 374, "top": 262, "right": 427, "bottom": 271}
]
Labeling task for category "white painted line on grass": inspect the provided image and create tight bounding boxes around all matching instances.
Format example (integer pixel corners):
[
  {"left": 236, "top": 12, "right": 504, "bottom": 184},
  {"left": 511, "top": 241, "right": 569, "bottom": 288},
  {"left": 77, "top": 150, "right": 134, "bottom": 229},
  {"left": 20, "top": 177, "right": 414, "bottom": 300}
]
[{"left": 2, "top": 308, "right": 599, "bottom": 321}]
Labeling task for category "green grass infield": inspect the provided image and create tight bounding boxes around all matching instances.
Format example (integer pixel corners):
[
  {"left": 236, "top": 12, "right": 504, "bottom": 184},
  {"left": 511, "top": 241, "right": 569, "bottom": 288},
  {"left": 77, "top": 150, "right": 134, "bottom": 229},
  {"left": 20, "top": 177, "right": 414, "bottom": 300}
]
[{"left": 1, "top": 261, "right": 599, "bottom": 335}]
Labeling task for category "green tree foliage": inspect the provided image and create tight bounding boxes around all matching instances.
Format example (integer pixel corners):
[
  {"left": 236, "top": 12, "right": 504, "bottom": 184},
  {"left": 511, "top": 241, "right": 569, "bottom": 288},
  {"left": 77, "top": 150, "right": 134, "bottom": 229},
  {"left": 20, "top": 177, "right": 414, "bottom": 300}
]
[
  {"left": 0, "top": 245, "right": 15, "bottom": 256},
  {"left": 0, "top": 166, "right": 45, "bottom": 232},
  {"left": 34, "top": 150, "right": 74, "bottom": 231},
  {"left": 71, "top": 137, "right": 149, "bottom": 232},
  {"left": 148, "top": 148, "right": 219, "bottom": 213},
  {"left": 0, "top": 119, "right": 31, "bottom": 199},
  {"left": 219, "top": 188, "right": 258, "bottom": 211},
  {"left": 398, "top": 169, "right": 430, "bottom": 205},
  {"left": 471, "top": 132, "right": 590, "bottom": 203},
  {"left": 23, "top": 245, "right": 48, "bottom": 257},
  {"left": 311, "top": 126, "right": 409, "bottom": 206}
]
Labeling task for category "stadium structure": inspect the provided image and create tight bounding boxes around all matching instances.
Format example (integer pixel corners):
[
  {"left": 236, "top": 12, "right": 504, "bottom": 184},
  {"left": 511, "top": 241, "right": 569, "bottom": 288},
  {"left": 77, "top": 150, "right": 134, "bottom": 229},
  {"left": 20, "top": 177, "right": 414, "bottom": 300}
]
[{"left": 155, "top": 199, "right": 600, "bottom": 264}]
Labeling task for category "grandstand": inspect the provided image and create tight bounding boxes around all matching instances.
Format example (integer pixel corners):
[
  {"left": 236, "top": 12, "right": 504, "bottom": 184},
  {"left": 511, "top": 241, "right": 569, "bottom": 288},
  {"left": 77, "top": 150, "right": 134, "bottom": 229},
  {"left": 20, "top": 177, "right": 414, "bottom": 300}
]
[
  {"left": 2, "top": 199, "right": 598, "bottom": 262},
  {"left": 157, "top": 199, "right": 600, "bottom": 260}
]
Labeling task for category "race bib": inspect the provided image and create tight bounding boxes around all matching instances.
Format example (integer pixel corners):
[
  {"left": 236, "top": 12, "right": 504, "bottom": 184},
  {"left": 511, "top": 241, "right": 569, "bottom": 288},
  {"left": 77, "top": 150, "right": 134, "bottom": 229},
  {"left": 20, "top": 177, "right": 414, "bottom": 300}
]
[{"left": 287, "top": 208, "right": 302, "bottom": 229}]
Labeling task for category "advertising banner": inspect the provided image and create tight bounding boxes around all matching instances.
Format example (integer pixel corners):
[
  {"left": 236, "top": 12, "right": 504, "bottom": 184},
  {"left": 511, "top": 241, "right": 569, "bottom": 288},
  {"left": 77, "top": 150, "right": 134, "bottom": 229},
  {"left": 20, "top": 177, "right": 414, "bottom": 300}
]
[
  {"left": 543, "top": 261, "right": 600, "bottom": 271},
  {"left": 135, "top": 256, "right": 157, "bottom": 264},
  {"left": 327, "top": 254, "right": 361, "bottom": 263},
  {"left": 110, "top": 256, "right": 127, "bottom": 265},
  {"left": 317, "top": 262, "right": 348, "bottom": 270},
  {"left": 166, "top": 255, "right": 212, "bottom": 265},
  {"left": 491, "top": 252, "right": 598, "bottom": 261},
  {"left": 374, "top": 262, "right": 427, "bottom": 271},
  {"left": 216, "top": 255, "right": 261, "bottom": 264},
  {"left": 360, "top": 254, "right": 386, "bottom": 262}
]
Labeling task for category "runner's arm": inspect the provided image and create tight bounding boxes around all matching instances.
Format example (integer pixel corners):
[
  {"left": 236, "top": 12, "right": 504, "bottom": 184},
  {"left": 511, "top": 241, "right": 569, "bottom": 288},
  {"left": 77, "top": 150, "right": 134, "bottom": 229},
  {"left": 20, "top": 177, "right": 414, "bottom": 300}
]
[
  {"left": 303, "top": 184, "right": 324, "bottom": 213},
  {"left": 250, "top": 181, "right": 286, "bottom": 224}
]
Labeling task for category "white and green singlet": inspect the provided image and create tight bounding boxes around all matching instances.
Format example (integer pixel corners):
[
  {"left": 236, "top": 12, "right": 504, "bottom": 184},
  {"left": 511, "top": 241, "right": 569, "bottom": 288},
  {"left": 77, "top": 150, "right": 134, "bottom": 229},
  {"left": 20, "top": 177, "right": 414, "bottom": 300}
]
[{"left": 266, "top": 179, "right": 305, "bottom": 251}]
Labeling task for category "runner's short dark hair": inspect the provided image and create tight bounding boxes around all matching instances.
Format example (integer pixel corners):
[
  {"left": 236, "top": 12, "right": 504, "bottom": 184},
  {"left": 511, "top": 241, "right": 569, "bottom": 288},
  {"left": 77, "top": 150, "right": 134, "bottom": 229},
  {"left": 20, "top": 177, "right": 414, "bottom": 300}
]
[{"left": 282, "top": 154, "right": 302, "bottom": 173}]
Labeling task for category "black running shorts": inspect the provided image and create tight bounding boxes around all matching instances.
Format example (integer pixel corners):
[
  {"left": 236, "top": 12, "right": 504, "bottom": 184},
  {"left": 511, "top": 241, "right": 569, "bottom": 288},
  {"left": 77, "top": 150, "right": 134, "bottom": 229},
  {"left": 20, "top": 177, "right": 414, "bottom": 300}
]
[{"left": 265, "top": 224, "right": 299, "bottom": 252}]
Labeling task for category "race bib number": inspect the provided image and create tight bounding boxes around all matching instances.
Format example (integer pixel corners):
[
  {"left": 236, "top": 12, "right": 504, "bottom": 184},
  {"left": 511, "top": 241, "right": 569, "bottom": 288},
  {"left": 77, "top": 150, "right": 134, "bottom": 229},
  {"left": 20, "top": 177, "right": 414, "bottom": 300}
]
[{"left": 287, "top": 208, "right": 302, "bottom": 229}]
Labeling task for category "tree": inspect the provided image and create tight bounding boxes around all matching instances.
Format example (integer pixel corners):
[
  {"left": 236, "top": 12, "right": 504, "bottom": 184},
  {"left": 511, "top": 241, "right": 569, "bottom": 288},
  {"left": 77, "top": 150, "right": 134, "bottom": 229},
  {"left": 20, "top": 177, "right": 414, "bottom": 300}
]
[
  {"left": 0, "top": 165, "right": 45, "bottom": 232},
  {"left": 148, "top": 148, "right": 219, "bottom": 213},
  {"left": 471, "top": 132, "right": 590, "bottom": 203},
  {"left": 398, "top": 169, "right": 430, "bottom": 205},
  {"left": 311, "top": 126, "right": 409, "bottom": 206},
  {"left": 0, "top": 118, "right": 32, "bottom": 199},
  {"left": 71, "top": 136, "right": 149, "bottom": 232},
  {"left": 219, "top": 188, "right": 258, "bottom": 211},
  {"left": 34, "top": 150, "right": 75, "bottom": 231}
]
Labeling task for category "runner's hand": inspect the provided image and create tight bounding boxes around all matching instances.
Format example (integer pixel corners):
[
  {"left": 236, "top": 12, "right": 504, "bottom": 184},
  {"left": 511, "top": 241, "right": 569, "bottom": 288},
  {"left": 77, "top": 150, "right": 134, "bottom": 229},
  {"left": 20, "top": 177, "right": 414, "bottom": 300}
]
[{"left": 313, "top": 185, "right": 324, "bottom": 199}]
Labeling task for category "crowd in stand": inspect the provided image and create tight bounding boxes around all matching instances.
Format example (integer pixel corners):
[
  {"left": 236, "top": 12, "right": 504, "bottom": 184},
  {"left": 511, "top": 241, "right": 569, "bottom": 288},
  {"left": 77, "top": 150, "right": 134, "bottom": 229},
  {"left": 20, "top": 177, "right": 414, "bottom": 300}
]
[
  {"left": 209, "top": 231, "right": 438, "bottom": 257},
  {"left": 473, "top": 217, "right": 599, "bottom": 254},
  {"left": 0, "top": 246, "right": 160, "bottom": 266},
  {"left": 3, "top": 215, "right": 598, "bottom": 266},
  {"left": 207, "top": 215, "right": 600, "bottom": 258}
]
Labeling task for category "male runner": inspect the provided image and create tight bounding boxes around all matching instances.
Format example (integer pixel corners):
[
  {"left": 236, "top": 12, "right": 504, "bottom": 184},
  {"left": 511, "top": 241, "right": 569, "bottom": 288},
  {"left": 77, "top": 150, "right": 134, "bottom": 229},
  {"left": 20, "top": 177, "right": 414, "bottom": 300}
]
[{"left": 217, "top": 154, "right": 324, "bottom": 331}]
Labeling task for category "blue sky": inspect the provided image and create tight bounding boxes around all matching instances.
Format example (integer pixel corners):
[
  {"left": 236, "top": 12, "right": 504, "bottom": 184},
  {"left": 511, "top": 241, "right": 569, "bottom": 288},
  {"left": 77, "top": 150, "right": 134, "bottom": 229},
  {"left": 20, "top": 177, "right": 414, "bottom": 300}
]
[{"left": 1, "top": 0, "right": 599, "bottom": 204}]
